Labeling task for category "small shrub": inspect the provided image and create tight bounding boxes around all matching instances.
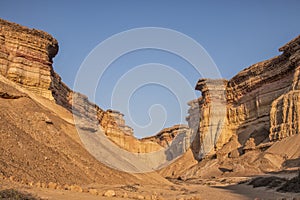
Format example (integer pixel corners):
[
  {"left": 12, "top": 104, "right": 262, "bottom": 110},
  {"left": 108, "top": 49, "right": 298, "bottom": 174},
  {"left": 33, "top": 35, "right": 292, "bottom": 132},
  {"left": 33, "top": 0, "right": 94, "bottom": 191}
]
[{"left": 0, "top": 189, "right": 41, "bottom": 200}]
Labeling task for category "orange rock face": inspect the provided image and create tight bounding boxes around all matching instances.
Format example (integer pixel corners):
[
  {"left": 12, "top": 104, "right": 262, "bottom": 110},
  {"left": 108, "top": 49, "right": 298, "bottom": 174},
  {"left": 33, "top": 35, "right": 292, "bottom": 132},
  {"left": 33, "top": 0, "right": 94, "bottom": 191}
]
[
  {"left": 0, "top": 19, "right": 58, "bottom": 100},
  {"left": 2, "top": 17, "right": 300, "bottom": 162},
  {"left": 187, "top": 35, "right": 300, "bottom": 160},
  {"left": 0, "top": 18, "right": 161, "bottom": 153},
  {"left": 141, "top": 124, "right": 191, "bottom": 148}
]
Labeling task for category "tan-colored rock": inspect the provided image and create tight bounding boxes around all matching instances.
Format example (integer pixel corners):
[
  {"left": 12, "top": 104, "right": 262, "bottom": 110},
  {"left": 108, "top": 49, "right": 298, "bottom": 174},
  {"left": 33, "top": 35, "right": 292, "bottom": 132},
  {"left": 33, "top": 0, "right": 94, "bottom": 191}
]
[
  {"left": 0, "top": 18, "right": 164, "bottom": 155},
  {"left": 88, "top": 188, "right": 98, "bottom": 195},
  {"left": 151, "top": 194, "right": 158, "bottom": 200},
  {"left": 47, "top": 182, "right": 57, "bottom": 189},
  {"left": 56, "top": 184, "right": 62, "bottom": 190},
  {"left": 35, "top": 182, "right": 41, "bottom": 188},
  {"left": 243, "top": 138, "right": 256, "bottom": 152},
  {"left": 0, "top": 19, "right": 57, "bottom": 100},
  {"left": 28, "top": 181, "right": 34, "bottom": 187},
  {"left": 103, "top": 190, "right": 116, "bottom": 197},
  {"left": 136, "top": 194, "right": 145, "bottom": 199},
  {"left": 101, "top": 109, "right": 162, "bottom": 153},
  {"left": 41, "top": 182, "right": 47, "bottom": 188},
  {"left": 9, "top": 176, "right": 14, "bottom": 181},
  {"left": 69, "top": 184, "right": 83, "bottom": 192},
  {"left": 216, "top": 134, "right": 241, "bottom": 161},
  {"left": 141, "top": 124, "right": 191, "bottom": 148},
  {"left": 122, "top": 192, "right": 128, "bottom": 198},
  {"left": 187, "top": 34, "right": 300, "bottom": 160},
  {"left": 228, "top": 149, "right": 240, "bottom": 158},
  {"left": 187, "top": 79, "right": 228, "bottom": 159},
  {"left": 269, "top": 66, "right": 300, "bottom": 140}
]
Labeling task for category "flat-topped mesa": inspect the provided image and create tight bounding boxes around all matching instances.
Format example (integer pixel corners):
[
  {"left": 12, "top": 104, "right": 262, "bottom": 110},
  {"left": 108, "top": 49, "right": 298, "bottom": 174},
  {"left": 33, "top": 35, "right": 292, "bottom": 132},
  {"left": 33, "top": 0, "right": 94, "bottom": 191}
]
[{"left": 0, "top": 18, "right": 58, "bottom": 100}]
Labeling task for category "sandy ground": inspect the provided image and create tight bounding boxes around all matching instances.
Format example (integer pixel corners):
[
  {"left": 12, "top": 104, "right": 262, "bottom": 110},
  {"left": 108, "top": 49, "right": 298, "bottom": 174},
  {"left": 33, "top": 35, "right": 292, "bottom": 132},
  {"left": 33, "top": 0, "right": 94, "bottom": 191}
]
[
  {"left": 1, "top": 175, "right": 300, "bottom": 200},
  {"left": 1, "top": 73, "right": 300, "bottom": 200}
]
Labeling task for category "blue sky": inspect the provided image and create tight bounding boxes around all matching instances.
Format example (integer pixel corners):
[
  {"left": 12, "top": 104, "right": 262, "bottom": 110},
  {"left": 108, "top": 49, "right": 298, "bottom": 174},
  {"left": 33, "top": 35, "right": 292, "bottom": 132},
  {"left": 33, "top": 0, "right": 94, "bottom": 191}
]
[{"left": 1, "top": 1, "right": 300, "bottom": 137}]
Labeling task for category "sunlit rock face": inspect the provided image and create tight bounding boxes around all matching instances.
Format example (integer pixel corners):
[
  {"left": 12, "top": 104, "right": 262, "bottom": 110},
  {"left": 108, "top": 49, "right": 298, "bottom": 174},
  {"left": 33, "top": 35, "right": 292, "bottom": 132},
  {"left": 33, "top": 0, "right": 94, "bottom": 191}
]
[
  {"left": 141, "top": 124, "right": 193, "bottom": 156},
  {"left": 0, "top": 19, "right": 58, "bottom": 100},
  {"left": 0, "top": 18, "right": 162, "bottom": 154},
  {"left": 187, "top": 79, "right": 228, "bottom": 159},
  {"left": 141, "top": 124, "right": 191, "bottom": 148},
  {"left": 187, "top": 35, "right": 300, "bottom": 160},
  {"left": 3, "top": 18, "right": 300, "bottom": 160},
  {"left": 269, "top": 37, "right": 300, "bottom": 141}
]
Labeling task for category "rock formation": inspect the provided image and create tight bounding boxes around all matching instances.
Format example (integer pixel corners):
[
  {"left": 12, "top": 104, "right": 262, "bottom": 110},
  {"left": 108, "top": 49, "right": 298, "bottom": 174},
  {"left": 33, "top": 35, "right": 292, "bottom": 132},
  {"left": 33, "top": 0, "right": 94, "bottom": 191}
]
[
  {"left": 187, "top": 34, "right": 300, "bottom": 160},
  {"left": 141, "top": 124, "right": 190, "bottom": 148},
  {"left": 187, "top": 78, "right": 229, "bottom": 158},
  {"left": 0, "top": 18, "right": 163, "bottom": 154},
  {"left": 2, "top": 17, "right": 300, "bottom": 180},
  {"left": 106, "top": 109, "right": 134, "bottom": 136},
  {"left": 141, "top": 124, "right": 193, "bottom": 161},
  {"left": 0, "top": 19, "right": 58, "bottom": 100}
]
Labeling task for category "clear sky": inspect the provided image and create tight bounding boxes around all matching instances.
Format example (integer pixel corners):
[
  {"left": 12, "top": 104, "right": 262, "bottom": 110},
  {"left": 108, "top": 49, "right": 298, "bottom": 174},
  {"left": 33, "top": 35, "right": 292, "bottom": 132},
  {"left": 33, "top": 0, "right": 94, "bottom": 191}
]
[{"left": 1, "top": 1, "right": 300, "bottom": 138}]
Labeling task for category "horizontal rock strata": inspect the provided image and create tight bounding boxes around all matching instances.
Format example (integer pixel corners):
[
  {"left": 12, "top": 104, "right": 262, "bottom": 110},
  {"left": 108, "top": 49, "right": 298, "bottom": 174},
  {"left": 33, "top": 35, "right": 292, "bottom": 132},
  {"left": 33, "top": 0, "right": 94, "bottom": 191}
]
[
  {"left": 187, "top": 35, "right": 300, "bottom": 159},
  {"left": 0, "top": 18, "right": 161, "bottom": 153}
]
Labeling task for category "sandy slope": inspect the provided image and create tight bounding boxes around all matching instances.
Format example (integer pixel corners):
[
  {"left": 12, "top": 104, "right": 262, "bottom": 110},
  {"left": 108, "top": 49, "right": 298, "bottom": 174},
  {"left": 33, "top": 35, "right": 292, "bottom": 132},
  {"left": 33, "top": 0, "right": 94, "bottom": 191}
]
[
  {"left": 0, "top": 76, "right": 167, "bottom": 186},
  {"left": 2, "top": 174, "right": 300, "bottom": 200},
  {"left": 1, "top": 75, "right": 300, "bottom": 199}
]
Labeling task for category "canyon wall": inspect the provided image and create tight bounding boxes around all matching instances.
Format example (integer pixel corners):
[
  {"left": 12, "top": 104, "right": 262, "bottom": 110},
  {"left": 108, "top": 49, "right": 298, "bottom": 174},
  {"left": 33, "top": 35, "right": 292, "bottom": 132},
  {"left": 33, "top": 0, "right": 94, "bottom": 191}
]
[
  {"left": 141, "top": 124, "right": 190, "bottom": 148},
  {"left": 0, "top": 19, "right": 162, "bottom": 153},
  {"left": 3, "top": 18, "right": 299, "bottom": 163},
  {"left": 0, "top": 19, "right": 58, "bottom": 100},
  {"left": 141, "top": 124, "right": 193, "bottom": 155},
  {"left": 187, "top": 79, "right": 229, "bottom": 158},
  {"left": 188, "top": 35, "right": 300, "bottom": 160}
]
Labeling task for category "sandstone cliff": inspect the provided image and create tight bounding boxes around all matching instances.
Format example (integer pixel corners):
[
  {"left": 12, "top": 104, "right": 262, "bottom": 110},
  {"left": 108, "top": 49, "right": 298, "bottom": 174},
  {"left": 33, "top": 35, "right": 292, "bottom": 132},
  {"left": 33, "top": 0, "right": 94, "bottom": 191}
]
[
  {"left": 0, "top": 18, "right": 163, "bottom": 154},
  {"left": 2, "top": 17, "right": 299, "bottom": 181},
  {"left": 187, "top": 79, "right": 228, "bottom": 158},
  {"left": 0, "top": 19, "right": 58, "bottom": 100},
  {"left": 187, "top": 34, "right": 300, "bottom": 163},
  {"left": 157, "top": 35, "right": 300, "bottom": 180},
  {"left": 0, "top": 18, "right": 179, "bottom": 187},
  {"left": 141, "top": 124, "right": 190, "bottom": 147}
]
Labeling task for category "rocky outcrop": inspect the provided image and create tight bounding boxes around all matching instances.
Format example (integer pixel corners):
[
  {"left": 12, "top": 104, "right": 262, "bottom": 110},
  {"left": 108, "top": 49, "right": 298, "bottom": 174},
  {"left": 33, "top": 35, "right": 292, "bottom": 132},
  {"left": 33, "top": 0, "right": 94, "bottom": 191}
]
[
  {"left": 187, "top": 35, "right": 300, "bottom": 160},
  {"left": 226, "top": 36, "right": 300, "bottom": 145},
  {"left": 228, "top": 35, "right": 300, "bottom": 145},
  {"left": 141, "top": 124, "right": 190, "bottom": 147},
  {"left": 269, "top": 38, "right": 300, "bottom": 140},
  {"left": 187, "top": 79, "right": 228, "bottom": 158},
  {"left": 106, "top": 109, "right": 134, "bottom": 136},
  {"left": 0, "top": 18, "right": 162, "bottom": 154},
  {"left": 0, "top": 19, "right": 58, "bottom": 100}
]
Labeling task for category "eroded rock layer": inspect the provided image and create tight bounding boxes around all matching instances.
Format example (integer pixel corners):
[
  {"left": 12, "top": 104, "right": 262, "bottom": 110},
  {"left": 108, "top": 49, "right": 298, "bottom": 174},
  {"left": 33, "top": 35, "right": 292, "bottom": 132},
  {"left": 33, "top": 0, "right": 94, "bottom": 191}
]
[
  {"left": 0, "top": 19, "right": 58, "bottom": 100},
  {"left": 187, "top": 78, "right": 228, "bottom": 158},
  {"left": 0, "top": 18, "right": 161, "bottom": 153},
  {"left": 141, "top": 124, "right": 190, "bottom": 147},
  {"left": 187, "top": 35, "right": 300, "bottom": 160}
]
